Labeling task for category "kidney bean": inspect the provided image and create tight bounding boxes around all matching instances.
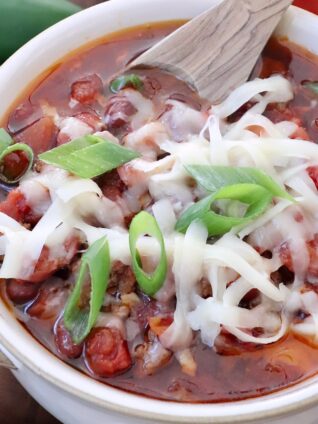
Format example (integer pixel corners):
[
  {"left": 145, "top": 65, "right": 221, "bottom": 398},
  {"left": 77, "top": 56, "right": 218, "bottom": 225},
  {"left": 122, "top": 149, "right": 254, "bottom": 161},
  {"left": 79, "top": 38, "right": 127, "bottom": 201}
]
[
  {"left": 85, "top": 327, "right": 132, "bottom": 377},
  {"left": 71, "top": 74, "right": 103, "bottom": 104},
  {"left": 54, "top": 319, "right": 83, "bottom": 359},
  {"left": 8, "top": 101, "right": 43, "bottom": 134},
  {"left": 14, "top": 116, "right": 58, "bottom": 155},
  {"left": 74, "top": 111, "right": 102, "bottom": 131},
  {"left": 26, "top": 280, "right": 69, "bottom": 320},
  {"left": 104, "top": 95, "right": 137, "bottom": 131},
  {"left": 6, "top": 279, "right": 40, "bottom": 304}
]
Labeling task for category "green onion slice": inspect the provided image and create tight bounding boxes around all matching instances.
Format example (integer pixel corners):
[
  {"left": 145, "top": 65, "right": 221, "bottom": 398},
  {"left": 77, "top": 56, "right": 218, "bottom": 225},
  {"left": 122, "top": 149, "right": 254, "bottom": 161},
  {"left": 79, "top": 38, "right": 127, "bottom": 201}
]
[
  {"left": 303, "top": 81, "right": 318, "bottom": 95},
  {"left": 0, "top": 128, "right": 13, "bottom": 154},
  {"left": 176, "top": 183, "right": 273, "bottom": 235},
  {"left": 129, "top": 211, "right": 167, "bottom": 297},
  {"left": 186, "top": 165, "right": 293, "bottom": 201},
  {"left": 64, "top": 237, "right": 110, "bottom": 344},
  {"left": 39, "top": 135, "right": 140, "bottom": 179},
  {"left": 110, "top": 74, "right": 143, "bottom": 94},
  {"left": 0, "top": 128, "right": 34, "bottom": 183}
]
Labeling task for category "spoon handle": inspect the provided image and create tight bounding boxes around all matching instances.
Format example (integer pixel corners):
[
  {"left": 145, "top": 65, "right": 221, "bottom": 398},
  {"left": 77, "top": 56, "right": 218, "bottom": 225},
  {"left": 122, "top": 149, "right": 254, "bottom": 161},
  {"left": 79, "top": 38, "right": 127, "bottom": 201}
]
[{"left": 130, "top": 0, "right": 292, "bottom": 104}]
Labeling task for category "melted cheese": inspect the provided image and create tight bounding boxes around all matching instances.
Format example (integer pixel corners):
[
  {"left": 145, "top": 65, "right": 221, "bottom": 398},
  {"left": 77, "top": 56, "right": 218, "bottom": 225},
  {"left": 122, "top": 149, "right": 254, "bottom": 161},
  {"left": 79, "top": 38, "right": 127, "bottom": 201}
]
[{"left": 3, "top": 75, "right": 318, "bottom": 348}]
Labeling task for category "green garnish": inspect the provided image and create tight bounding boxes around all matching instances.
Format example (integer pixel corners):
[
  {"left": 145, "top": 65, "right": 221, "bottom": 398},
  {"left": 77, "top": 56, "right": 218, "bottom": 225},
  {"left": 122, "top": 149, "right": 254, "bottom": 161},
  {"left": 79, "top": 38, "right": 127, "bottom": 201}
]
[
  {"left": 176, "top": 166, "right": 294, "bottom": 235},
  {"left": 0, "top": 128, "right": 14, "bottom": 153},
  {"left": 110, "top": 74, "right": 143, "bottom": 94},
  {"left": 129, "top": 211, "right": 167, "bottom": 297},
  {"left": 186, "top": 165, "right": 293, "bottom": 201},
  {"left": 176, "top": 183, "right": 272, "bottom": 235},
  {"left": 39, "top": 135, "right": 140, "bottom": 179},
  {"left": 303, "top": 81, "right": 318, "bottom": 95},
  {"left": 0, "top": 128, "right": 33, "bottom": 183},
  {"left": 64, "top": 237, "right": 110, "bottom": 344}
]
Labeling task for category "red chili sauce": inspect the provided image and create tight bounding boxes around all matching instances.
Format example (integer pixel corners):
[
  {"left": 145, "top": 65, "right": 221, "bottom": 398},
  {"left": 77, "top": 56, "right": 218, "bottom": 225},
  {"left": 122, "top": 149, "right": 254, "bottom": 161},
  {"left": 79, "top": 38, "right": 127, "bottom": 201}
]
[{"left": 1, "top": 22, "right": 318, "bottom": 403}]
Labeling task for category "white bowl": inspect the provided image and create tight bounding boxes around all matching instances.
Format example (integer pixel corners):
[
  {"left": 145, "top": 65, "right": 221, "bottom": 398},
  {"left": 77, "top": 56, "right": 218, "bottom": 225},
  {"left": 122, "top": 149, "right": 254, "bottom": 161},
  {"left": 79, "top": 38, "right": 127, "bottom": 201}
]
[{"left": 0, "top": 1, "right": 318, "bottom": 423}]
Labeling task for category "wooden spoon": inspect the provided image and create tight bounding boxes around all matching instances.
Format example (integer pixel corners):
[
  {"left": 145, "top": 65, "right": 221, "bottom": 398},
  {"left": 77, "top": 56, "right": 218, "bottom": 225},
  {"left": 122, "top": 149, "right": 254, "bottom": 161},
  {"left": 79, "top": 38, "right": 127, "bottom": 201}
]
[{"left": 129, "top": 0, "right": 293, "bottom": 103}]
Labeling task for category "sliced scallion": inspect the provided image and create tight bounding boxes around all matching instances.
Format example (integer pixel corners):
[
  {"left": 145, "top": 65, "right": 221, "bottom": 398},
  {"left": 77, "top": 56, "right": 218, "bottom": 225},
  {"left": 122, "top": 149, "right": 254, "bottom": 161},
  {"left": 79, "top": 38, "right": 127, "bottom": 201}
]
[
  {"left": 186, "top": 165, "right": 293, "bottom": 201},
  {"left": 176, "top": 183, "right": 272, "bottom": 235},
  {"left": 0, "top": 128, "right": 13, "bottom": 154},
  {"left": 0, "top": 128, "right": 34, "bottom": 183},
  {"left": 303, "top": 81, "right": 318, "bottom": 95},
  {"left": 64, "top": 237, "right": 110, "bottom": 344},
  {"left": 129, "top": 211, "right": 167, "bottom": 296},
  {"left": 110, "top": 74, "right": 143, "bottom": 94},
  {"left": 39, "top": 135, "right": 140, "bottom": 179}
]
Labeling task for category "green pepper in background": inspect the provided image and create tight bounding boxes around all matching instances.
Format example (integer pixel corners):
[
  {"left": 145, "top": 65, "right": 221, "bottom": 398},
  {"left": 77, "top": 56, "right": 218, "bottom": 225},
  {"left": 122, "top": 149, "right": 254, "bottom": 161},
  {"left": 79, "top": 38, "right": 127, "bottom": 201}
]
[{"left": 0, "top": 0, "right": 82, "bottom": 63}]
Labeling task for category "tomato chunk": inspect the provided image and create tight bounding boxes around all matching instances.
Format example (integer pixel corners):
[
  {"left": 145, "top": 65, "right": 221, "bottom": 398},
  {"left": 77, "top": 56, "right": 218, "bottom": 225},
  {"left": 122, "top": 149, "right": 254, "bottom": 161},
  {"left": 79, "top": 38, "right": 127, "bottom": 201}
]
[
  {"left": 29, "top": 236, "right": 80, "bottom": 283},
  {"left": 0, "top": 189, "right": 38, "bottom": 225},
  {"left": 54, "top": 319, "right": 83, "bottom": 359},
  {"left": 85, "top": 327, "right": 132, "bottom": 377}
]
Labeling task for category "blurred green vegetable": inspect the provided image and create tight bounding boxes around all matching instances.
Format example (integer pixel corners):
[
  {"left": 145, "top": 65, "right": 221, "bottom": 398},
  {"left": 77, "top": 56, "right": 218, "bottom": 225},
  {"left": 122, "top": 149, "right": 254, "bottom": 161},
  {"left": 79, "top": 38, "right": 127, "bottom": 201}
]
[{"left": 0, "top": 0, "right": 82, "bottom": 62}]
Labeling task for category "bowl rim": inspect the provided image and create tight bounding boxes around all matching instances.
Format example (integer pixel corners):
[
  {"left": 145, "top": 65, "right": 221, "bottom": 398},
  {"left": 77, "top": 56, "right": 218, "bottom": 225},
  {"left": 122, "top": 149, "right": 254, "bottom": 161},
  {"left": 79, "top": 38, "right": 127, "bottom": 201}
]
[{"left": 0, "top": 1, "right": 318, "bottom": 422}]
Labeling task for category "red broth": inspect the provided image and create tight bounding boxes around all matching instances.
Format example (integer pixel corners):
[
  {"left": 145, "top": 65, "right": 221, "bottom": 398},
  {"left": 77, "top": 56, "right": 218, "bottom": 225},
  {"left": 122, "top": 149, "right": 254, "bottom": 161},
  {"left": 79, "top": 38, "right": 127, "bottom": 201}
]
[{"left": 1, "top": 22, "right": 318, "bottom": 403}]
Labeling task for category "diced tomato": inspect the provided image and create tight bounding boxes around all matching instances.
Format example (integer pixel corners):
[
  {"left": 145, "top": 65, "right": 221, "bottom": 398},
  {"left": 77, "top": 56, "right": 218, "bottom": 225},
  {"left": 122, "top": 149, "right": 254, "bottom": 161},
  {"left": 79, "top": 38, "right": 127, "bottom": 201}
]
[
  {"left": 29, "top": 236, "right": 80, "bottom": 283},
  {"left": 85, "top": 327, "right": 132, "bottom": 377},
  {"left": 26, "top": 280, "right": 69, "bottom": 320},
  {"left": 0, "top": 189, "right": 38, "bottom": 225},
  {"left": 54, "top": 319, "right": 83, "bottom": 359},
  {"left": 14, "top": 116, "right": 58, "bottom": 155},
  {"left": 6, "top": 279, "right": 40, "bottom": 304},
  {"left": 148, "top": 315, "right": 173, "bottom": 337},
  {"left": 71, "top": 74, "right": 103, "bottom": 104}
]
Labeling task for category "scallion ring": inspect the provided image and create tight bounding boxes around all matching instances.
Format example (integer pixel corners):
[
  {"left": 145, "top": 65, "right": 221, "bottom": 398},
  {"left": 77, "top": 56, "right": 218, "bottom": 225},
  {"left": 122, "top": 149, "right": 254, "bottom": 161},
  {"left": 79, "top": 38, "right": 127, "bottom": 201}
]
[
  {"left": 186, "top": 165, "right": 293, "bottom": 201},
  {"left": 110, "top": 74, "right": 143, "bottom": 94},
  {"left": 39, "top": 135, "right": 139, "bottom": 179},
  {"left": 64, "top": 237, "right": 110, "bottom": 344},
  {"left": 176, "top": 183, "right": 273, "bottom": 235},
  {"left": 129, "top": 211, "right": 167, "bottom": 296}
]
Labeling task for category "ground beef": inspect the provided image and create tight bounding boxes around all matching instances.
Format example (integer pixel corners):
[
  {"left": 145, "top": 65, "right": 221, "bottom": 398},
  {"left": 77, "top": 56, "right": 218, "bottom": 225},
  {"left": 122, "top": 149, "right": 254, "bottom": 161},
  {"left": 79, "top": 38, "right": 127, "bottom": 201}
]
[{"left": 107, "top": 261, "right": 136, "bottom": 296}]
